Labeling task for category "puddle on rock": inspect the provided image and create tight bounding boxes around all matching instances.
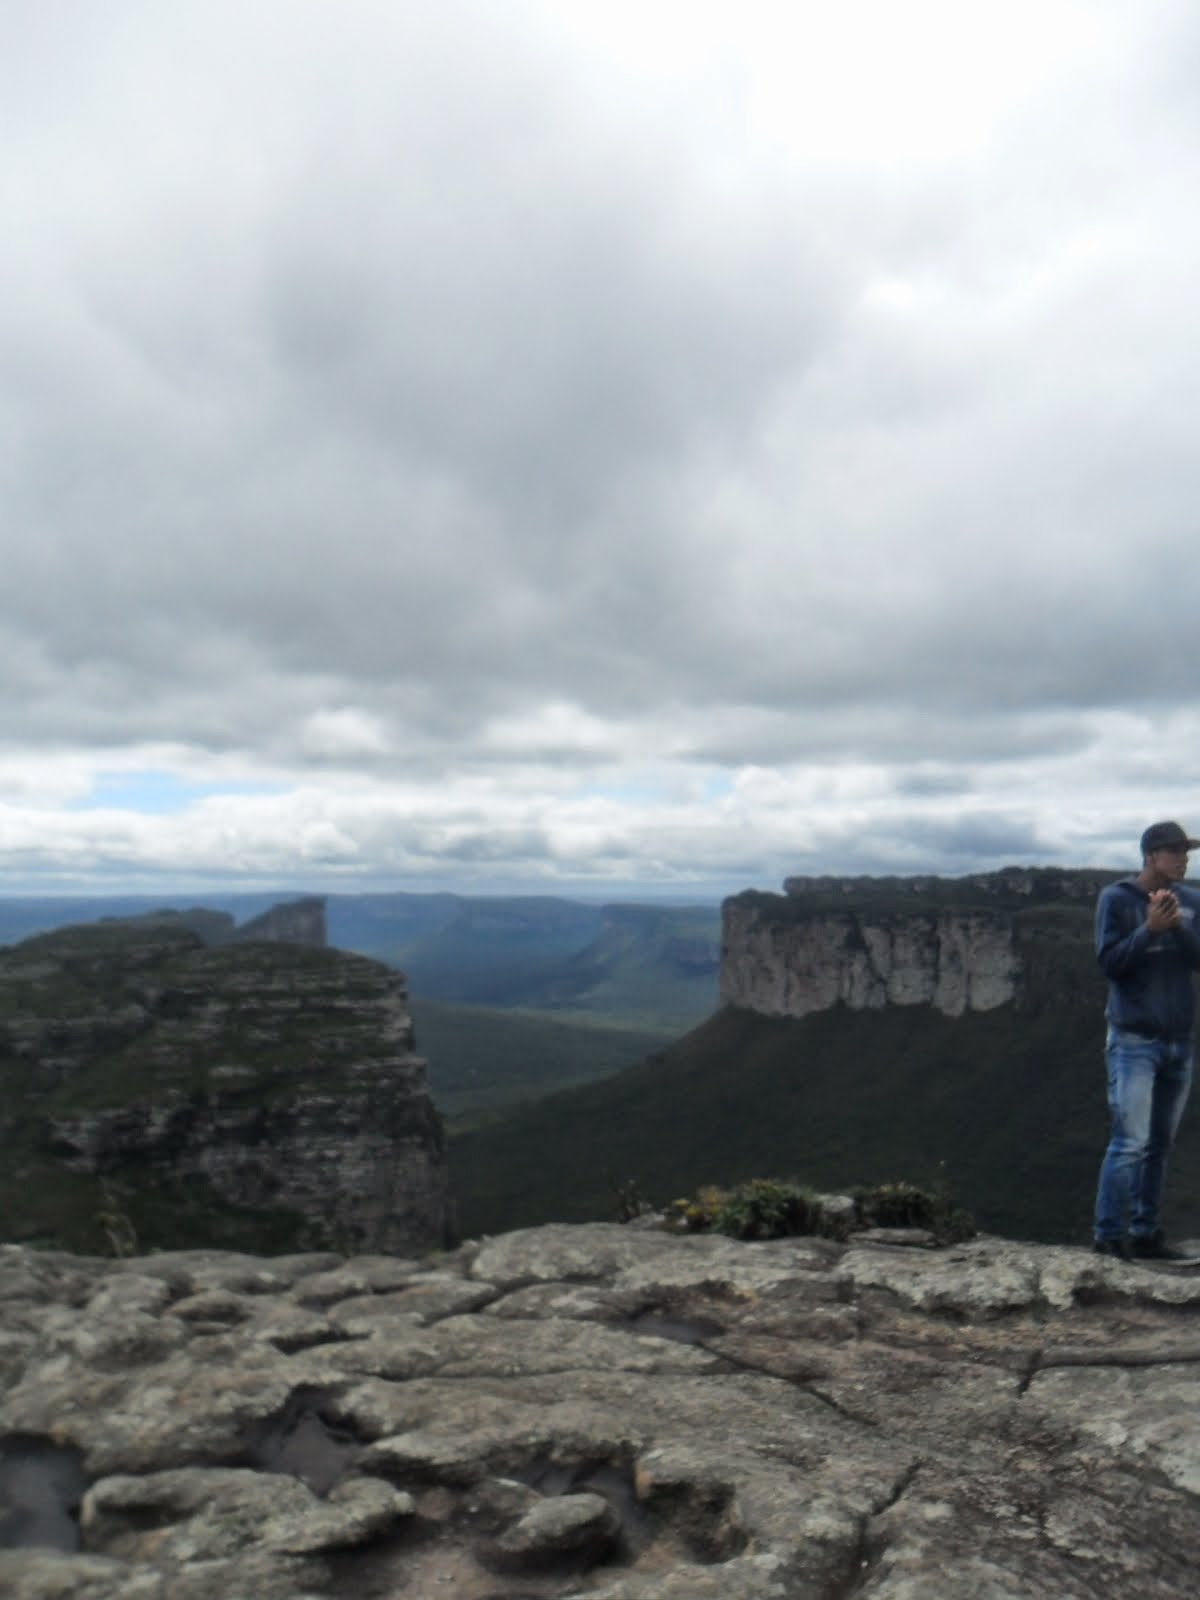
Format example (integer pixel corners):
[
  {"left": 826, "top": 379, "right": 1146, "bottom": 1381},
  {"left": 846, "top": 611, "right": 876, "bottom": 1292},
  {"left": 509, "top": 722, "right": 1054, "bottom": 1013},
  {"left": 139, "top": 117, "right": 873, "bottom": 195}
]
[
  {"left": 0, "top": 1435, "right": 89, "bottom": 1552},
  {"left": 628, "top": 1312, "right": 724, "bottom": 1345},
  {"left": 243, "top": 1388, "right": 360, "bottom": 1495}
]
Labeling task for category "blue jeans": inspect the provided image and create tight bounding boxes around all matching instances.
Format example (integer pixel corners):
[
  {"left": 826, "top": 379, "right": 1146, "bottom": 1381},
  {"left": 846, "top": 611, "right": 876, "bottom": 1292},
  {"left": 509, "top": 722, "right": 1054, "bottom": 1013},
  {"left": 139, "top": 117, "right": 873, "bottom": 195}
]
[{"left": 1094, "top": 1027, "right": 1193, "bottom": 1240}]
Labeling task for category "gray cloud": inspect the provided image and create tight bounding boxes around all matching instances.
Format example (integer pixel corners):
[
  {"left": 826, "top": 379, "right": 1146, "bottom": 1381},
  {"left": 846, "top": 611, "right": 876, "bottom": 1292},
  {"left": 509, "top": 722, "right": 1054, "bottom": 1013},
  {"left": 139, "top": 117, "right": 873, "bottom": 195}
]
[{"left": 3, "top": 1, "right": 1200, "bottom": 889}]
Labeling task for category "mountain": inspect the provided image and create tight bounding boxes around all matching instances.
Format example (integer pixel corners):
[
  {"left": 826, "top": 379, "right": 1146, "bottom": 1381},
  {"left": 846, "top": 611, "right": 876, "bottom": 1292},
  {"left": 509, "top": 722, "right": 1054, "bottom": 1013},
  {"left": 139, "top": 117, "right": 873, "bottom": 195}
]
[
  {"left": 363, "top": 896, "right": 606, "bottom": 1002},
  {"left": 0, "top": 893, "right": 313, "bottom": 949},
  {"left": 0, "top": 917, "right": 451, "bottom": 1255},
  {"left": 448, "top": 868, "right": 1174, "bottom": 1245},
  {"left": 337, "top": 896, "right": 720, "bottom": 1027},
  {"left": 485, "top": 902, "right": 722, "bottom": 1026}
]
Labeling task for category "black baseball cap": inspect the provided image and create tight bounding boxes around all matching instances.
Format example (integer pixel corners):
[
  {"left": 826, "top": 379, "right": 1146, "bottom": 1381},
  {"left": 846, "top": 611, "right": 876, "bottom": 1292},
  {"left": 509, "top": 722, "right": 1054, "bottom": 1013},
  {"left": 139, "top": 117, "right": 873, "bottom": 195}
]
[{"left": 1140, "top": 820, "right": 1200, "bottom": 855}]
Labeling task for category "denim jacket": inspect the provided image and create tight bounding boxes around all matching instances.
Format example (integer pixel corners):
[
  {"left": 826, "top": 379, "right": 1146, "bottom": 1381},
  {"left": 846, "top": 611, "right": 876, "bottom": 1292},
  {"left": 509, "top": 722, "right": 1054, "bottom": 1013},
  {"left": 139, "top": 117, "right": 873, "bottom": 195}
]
[{"left": 1095, "top": 878, "right": 1200, "bottom": 1041}]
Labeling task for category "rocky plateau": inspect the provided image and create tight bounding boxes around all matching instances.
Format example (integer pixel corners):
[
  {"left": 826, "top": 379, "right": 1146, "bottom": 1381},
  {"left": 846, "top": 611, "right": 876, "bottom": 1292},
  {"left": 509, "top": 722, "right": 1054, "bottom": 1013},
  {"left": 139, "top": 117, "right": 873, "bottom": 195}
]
[{"left": 3, "top": 1220, "right": 1200, "bottom": 1598}]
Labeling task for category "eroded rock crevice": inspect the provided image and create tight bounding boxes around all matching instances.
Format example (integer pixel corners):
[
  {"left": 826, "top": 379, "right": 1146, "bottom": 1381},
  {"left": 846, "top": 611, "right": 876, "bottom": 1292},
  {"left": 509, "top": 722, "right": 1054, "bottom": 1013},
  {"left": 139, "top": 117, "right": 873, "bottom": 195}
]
[
  {"left": 0, "top": 1435, "right": 89, "bottom": 1554},
  {"left": 240, "top": 1387, "right": 363, "bottom": 1496}
]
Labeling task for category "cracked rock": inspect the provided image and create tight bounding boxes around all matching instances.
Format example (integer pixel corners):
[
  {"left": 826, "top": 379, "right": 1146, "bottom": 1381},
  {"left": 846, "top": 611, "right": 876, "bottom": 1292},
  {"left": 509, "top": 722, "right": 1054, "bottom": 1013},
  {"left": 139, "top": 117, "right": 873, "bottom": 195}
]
[{"left": 4, "top": 1226, "right": 1200, "bottom": 1597}]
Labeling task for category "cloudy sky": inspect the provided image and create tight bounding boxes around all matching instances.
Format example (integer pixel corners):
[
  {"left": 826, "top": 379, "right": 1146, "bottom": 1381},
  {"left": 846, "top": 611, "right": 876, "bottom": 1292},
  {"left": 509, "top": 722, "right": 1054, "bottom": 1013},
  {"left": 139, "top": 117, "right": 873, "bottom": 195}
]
[{"left": 3, "top": 0, "right": 1199, "bottom": 898}]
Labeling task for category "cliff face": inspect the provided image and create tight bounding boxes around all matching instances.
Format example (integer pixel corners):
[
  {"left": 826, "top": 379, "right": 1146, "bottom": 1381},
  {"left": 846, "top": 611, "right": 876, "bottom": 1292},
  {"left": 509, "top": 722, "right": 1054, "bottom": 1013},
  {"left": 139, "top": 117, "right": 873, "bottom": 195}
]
[
  {"left": 720, "top": 868, "right": 1108, "bottom": 1020},
  {"left": 0, "top": 920, "right": 450, "bottom": 1255},
  {"left": 721, "top": 900, "right": 1017, "bottom": 1018}
]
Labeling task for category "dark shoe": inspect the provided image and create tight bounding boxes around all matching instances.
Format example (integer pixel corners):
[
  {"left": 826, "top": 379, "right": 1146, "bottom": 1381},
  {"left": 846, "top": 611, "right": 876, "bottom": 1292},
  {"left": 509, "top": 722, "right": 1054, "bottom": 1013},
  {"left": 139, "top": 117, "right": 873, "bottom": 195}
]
[
  {"left": 1129, "top": 1232, "right": 1191, "bottom": 1261},
  {"left": 1092, "top": 1237, "right": 1131, "bottom": 1260}
]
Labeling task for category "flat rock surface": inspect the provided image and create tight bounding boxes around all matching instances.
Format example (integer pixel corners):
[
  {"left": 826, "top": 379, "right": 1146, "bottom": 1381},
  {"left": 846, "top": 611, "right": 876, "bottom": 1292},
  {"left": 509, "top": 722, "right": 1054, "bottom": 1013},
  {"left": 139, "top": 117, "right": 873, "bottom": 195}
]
[{"left": 3, "top": 1226, "right": 1200, "bottom": 1597}]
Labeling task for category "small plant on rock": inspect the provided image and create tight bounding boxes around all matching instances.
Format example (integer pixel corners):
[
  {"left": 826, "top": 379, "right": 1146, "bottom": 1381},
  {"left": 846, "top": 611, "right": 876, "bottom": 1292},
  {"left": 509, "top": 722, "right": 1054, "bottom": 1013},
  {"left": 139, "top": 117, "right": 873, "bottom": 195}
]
[
  {"left": 666, "top": 1178, "right": 830, "bottom": 1241},
  {"left": 852, "top": 1180, "right": 975, "bottom": 1242},
  {"left": 664, "top": 1185, "right": 726, "bottom": 1233},
  {"left": 665, "top": 1176, "right": 976, "bottom": 1245},
  {"left": 95, "top": 1180, "right": 139, "bottom": 1258},
  {"left": 712, "top": 1178, "right": 823, "bottom": 1240},
  {"left": 608, "top": 1173, "right": 655, "bottom": 1223}
]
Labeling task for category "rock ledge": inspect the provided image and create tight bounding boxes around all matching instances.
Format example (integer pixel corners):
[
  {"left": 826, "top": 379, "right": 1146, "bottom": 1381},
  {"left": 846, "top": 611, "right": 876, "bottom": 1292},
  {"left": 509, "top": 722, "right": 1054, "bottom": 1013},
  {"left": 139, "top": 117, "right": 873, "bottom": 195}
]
[{"left": 3, "top": 1224, "right": 1200, "bottom": 1598}]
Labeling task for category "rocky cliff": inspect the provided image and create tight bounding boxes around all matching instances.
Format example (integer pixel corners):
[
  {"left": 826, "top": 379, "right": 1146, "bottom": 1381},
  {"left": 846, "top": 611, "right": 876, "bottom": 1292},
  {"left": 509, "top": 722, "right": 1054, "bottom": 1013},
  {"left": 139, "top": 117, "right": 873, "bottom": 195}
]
[
  {"left": 0, "top": 920, "right": 451, "bottom": 1256},
  {"left": 2, "top": 1221, "right": 1198, "bottom": 1598},
  {"left": 720, "top": 868, "right": 1110, "bottom": 1019}
]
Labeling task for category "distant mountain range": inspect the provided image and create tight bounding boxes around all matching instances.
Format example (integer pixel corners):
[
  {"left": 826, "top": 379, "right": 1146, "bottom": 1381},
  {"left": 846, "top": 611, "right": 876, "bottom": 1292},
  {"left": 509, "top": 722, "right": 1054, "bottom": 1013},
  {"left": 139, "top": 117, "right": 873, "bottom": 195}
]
[
  {"left": 330, "top": 895, "right": 720, "bottom": 1028},
  {"left": 0, "top": 891, "right": 721, "bottom": 1031}
]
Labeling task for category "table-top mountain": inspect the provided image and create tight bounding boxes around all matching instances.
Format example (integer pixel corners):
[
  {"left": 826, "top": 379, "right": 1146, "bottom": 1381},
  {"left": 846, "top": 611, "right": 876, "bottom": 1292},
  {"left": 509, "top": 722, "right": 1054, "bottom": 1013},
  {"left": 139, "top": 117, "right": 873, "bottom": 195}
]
[{"left": 722, "top": 868, "right": 1115, "bottom": 1019}]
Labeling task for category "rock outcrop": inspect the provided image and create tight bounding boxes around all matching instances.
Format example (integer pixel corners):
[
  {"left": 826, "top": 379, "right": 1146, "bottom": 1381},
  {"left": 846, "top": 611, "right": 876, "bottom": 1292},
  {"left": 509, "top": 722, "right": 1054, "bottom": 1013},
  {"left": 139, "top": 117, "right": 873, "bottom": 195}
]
[
  {"left": 720, "top": 870, "right": 1112, "bottom": 1020},
  {"left": 0, "top": 921, "right": 451, "bottom": 1256},
  {"left": 225, "top": 896, "right": 327, "bottom": 948},
  {"left": 2, "top": 1222, "right": 1199, "bottom": 1597},
  {"left": 105, "top": 897, "right": 328, "bottom": 949}
]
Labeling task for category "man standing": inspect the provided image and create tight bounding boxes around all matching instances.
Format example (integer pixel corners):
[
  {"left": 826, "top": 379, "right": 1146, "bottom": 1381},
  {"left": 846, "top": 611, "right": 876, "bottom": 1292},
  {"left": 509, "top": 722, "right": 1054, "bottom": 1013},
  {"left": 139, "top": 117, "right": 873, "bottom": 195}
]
[{"left": 1094, "top": 821, "right": 1200, "bottom": 1260}]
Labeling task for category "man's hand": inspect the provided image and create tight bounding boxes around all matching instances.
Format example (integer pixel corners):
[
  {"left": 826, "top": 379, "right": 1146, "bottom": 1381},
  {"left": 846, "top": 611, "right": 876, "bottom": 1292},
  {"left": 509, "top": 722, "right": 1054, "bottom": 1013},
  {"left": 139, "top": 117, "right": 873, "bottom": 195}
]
[{"left": 1148, "top": 889, "right": 1183, "bottom": 931}]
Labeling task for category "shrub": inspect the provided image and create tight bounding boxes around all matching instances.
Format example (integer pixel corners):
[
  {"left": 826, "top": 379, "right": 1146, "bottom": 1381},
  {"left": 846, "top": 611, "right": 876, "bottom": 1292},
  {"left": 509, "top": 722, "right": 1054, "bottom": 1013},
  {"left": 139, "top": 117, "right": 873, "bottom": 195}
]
[
  {"left": 608, "top": 1174, "right": 655, "bottom": 1223},
  {"left": 666, "top": 1178, "right": 830, "bottom": 1241},
  {"left": 665, "top": 1176, "right": 976, "bottom": 1244},
  {"left": 96, "top": 1179, "right": 139, "bottom": 1258},
  {"left": 852, "top": 1180, "right": 976, "bottom": 1242}
]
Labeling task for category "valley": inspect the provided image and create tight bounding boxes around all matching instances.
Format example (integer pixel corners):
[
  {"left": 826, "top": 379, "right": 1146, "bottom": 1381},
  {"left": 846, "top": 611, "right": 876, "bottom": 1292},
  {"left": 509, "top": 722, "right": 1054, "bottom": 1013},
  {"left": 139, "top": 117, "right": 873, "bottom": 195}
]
[{"left": 2, "top": 869, "right": 1169, "bottom": 1260}]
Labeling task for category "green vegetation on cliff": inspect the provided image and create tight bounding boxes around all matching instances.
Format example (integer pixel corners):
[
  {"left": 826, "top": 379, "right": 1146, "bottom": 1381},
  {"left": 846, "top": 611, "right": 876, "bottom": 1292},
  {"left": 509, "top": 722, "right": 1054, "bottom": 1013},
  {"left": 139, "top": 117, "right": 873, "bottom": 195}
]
[{"left": 411, "top": 999, "right": 673, "bottom": 1124}]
